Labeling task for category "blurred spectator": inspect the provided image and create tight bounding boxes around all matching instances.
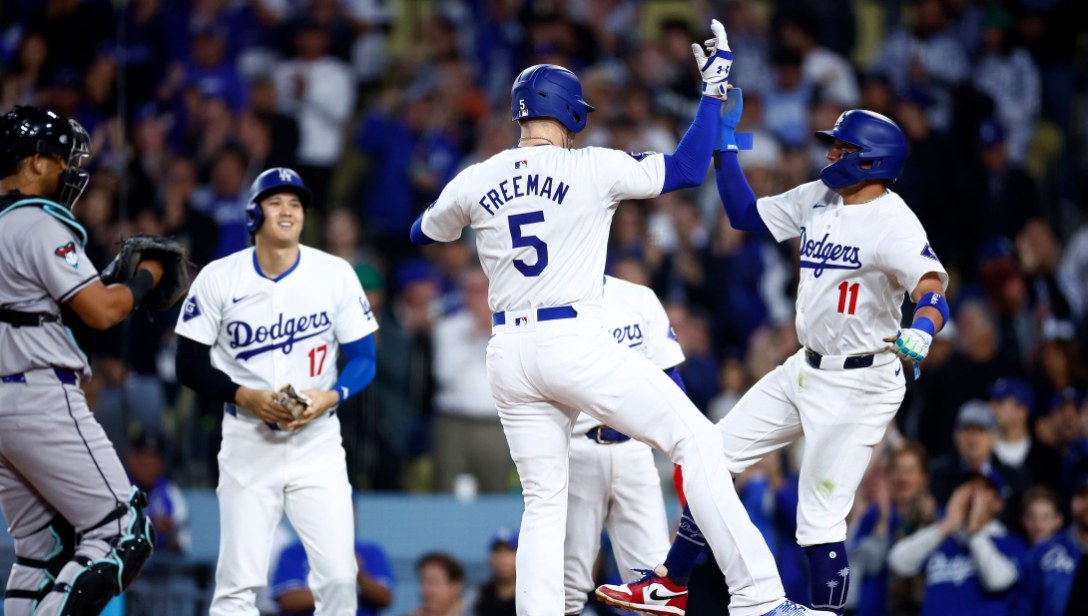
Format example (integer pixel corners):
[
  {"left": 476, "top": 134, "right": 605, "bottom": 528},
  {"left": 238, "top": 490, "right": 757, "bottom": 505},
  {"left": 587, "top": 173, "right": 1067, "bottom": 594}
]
[
  {"left": 871, "top": 0, "right": 969, "bottom": 131},
  {"left": 272, "top": 531, "right": 394, "bottom": 616},
  {"left": 888, "top": 474, "right": 1025, "bottom": 616},
  {"left": 466, "top": 528, "right": 516, "bottom": 616},
  {"left": 1, "top": 31, "right": 48, "bottom": 109},
  {"left": 324, "top": 207, "right": 373, "bottom": 268},
  {"left": 182, "top": 25, "right": 247, "bottom": 112},
  {"left": 1057, "top": 390, "right": 1088, "bottom": 495},
  {"left": 929, "top": 401, "right": 1032, "bottom": 533},
  {"left": 919, "top": 301, "right": 1023, "bottom": 458},
  {"left": 851, "top": 443, "right": 937, "bottom": 616},
  {"left": 407, "top": 553, "right": 465, "bottom": 616},
  {"left": 707, "top": 356, "right": 748, "bottom": 422},
  {"left": 762, "top": 47, "right": 815, "bottom": 148},
  {"left": 274, "top": 21, "right": 355, "bottom": 208},
  {"left": 972, "top": 8, "right": 1041, "bottom": 166},
  {"left": 190, "top": 145, "right": 250, "bottom": 259},
  {"left": 125, "top": 429, "right": 190, "bottom": 554},
  {"left": 1017, "top": 220, "right": 1077, "bottom": 342},
  {"left": 1037, "top": 388, "right": 1086, "bottom": 460},
  {"left": 777, "top": 10, "right": 859, "bottom": 107},
  {"left": 430, "top": 268, "right": 511, "bottom": 494},
  {"left": 1058, "top": 223, "right": 1088, "bottom": 324},
  {"left": 1009, "top": 476, "right": 1088, "bottom": 616},
  {"left": 1021, "top": 487, "right": 1064, "bottom": 546},
  {"left": 957, "top": 122, "right": 1040, "bottom": 252},
  {"left": 988, "top": 377, "right": 1062, "bottom": 494},
  {"left": 161, "top": 157, "right": 219, "bottom": 267},
  {"left": 248, "top": 76, "right": 301, "bottom": 168}
]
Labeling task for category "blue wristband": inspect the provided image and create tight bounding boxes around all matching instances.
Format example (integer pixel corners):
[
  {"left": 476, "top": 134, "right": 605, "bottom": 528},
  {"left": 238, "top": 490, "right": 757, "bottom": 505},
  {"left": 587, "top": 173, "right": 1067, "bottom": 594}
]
[
  {"left": 913, "top": 292, "right": 949, "bottom": 331},
  {"left": 913, "top": 317, "right": 936, "bottom": 337}
]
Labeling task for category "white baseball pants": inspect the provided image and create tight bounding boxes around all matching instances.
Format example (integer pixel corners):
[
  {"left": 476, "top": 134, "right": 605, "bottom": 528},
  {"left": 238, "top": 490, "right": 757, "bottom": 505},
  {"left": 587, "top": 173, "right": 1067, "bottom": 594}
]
[
  {"left": 563, "top": 437, "right": 671, "bottom": 614},
  {"left": 486, "top": 304, "right": 784, "bottom": 616},
  {"left": 718, "top": 349, "right": 904, "bottom": 546},
  {"left": 211, "top": 412, "right": 357, "bottom": 616}
]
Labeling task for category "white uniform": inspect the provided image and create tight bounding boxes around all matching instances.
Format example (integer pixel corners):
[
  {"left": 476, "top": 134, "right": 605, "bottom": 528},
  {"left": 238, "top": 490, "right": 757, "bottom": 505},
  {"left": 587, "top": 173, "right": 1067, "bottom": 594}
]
[
  {"left": 423, "top": 144, "right": 785, "bottom": 616},
  {"left": 564, "top": 275, "right": 684, "bottom": 614},
  {"left": 722, "top": 181, "right": 947, "bottom": 555},
  {"left": 175, "top": 245, "right": 378, "bottom": 616}
]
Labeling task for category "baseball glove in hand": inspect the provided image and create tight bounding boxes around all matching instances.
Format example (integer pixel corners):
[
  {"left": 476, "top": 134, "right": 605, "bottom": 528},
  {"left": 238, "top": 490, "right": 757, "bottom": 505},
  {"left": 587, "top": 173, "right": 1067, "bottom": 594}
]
[{"left": 100, "top": 234, "right": 190, "bottom": 310}]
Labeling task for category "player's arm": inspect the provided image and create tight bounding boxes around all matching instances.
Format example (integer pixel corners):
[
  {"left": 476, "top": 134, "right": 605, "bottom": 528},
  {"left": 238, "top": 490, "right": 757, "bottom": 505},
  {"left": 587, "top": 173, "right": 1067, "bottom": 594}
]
[
  {"left": 884, "top": 273, "right": 950, "bottom": 364},
  {"left": 65, "top": 261, "right": 163, "bottom": 330},
  {"left": 174, "top": 335, "right": 295, "bottom": 424},
  {"left": 712, "top": 88, "right": 770, "bottom": 234},
  {"left": 412, "top": 170, "right": 470, "bottom": 245}
]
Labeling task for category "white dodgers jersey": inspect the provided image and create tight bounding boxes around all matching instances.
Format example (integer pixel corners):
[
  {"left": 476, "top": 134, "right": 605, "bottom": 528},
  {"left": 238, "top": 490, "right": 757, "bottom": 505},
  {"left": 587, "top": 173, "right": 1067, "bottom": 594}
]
[
  {"left": 757, "top": 181, "right": 948, "bottom": 356},
  {"left": 572, "top": 276, "right": 685, "bottom": 435},
  {"left": 422, "top": 146, "right": 666, "bottom": 312},
  {"left": 174, "top": 246, "right": 378, "bottom": 405}
]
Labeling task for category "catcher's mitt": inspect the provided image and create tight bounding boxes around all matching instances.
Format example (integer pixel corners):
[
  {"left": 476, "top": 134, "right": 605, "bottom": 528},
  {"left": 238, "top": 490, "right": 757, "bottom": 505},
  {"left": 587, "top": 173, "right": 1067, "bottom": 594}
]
[{"left": 100, "top": 233, "right": 190, "bottom": 311}]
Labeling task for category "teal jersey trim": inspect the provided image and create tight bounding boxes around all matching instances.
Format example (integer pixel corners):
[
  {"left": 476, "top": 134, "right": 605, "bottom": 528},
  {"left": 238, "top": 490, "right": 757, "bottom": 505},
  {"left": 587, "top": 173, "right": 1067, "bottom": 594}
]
[{"left": 0, "top": 198, "right": 88, "bottom": 247}]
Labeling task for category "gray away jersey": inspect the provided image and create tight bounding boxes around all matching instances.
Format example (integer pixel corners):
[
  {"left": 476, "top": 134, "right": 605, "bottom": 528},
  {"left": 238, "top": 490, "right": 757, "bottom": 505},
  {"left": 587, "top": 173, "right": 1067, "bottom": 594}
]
[{"left": 0, "top": 206, "right": 98, "bottom": 379}]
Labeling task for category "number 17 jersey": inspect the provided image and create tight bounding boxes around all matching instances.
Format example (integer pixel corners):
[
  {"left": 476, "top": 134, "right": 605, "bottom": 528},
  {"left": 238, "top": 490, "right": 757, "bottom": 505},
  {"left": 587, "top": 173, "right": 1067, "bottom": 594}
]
[
  {"left": 756, "top": 180, "right": 948, "bottom": 357},
  {"left": 422, "top": 145, "right": 666, "bottom": 313}
]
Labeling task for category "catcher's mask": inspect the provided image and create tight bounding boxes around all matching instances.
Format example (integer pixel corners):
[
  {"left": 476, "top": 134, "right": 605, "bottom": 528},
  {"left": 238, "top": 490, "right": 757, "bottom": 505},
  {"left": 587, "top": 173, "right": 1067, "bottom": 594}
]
[{"left": 0, "top": 105, "right": 91, "bottom": 209}]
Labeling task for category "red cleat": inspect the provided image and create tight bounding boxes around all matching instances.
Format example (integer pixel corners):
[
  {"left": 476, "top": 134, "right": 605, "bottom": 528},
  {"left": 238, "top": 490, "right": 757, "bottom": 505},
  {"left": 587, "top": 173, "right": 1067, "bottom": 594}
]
[{"left": 595, "top": 565, "right": 687, "bottom": 616}]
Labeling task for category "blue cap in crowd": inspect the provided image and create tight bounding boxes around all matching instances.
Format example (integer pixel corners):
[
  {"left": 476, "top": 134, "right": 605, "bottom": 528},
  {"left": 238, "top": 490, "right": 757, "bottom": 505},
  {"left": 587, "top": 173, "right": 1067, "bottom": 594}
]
[
  {"left": 956, "top": 400, "right": 996, "bottom": 431},
  {"left": 988, "top": 377, "right": 1035, "bottom": 410},
  {"left": 1049, "top": 388, "right": 1085, "bottom": 413},
  {"left": 490, "top": 527, "right": 518, "bottom": 551},
  {"left": 394, "top": 258, "right": 437, "bottom": 291}
]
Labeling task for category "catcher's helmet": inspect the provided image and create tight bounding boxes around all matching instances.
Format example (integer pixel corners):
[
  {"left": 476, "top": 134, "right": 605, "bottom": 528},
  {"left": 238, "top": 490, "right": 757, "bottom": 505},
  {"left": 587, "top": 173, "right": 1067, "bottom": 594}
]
[
  {"left": 245, "top": 167, "right": 312, "bottom": 233},
  {"left": 0, "top": 105, "right": 91, "bottom": 209},
  {"left": 510, "top": 64, "right": 596, "bottom": 134},
  {"left": 814, "top": 110, "right": 907, "bottom": 189}
]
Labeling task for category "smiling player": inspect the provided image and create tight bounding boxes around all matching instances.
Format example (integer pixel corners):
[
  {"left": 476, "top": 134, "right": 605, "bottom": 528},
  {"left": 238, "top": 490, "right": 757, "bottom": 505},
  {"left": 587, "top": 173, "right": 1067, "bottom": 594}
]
[{"left": 173, "top": 168, "right": 379, "bottom": 616}]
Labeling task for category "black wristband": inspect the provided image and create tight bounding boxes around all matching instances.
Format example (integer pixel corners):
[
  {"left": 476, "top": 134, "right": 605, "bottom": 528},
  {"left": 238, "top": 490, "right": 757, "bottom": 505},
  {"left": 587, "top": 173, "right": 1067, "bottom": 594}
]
[
  {"left": 713, "top": 150, "right": 722, "bottom": 169},
  {"left": 123, "top": 269, "right": 155, "bottom": 308}
]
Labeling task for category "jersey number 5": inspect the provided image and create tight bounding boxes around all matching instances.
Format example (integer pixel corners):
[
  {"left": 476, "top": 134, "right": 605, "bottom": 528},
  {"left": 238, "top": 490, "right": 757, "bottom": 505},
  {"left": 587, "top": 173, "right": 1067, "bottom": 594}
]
[
  {"left": 509, "top": 211, "right": 549, "bottom": 277},
  {"left": 308, "top": 344, "right": 328, "bottom": 377},
  {"left": 837, "top": 281, "right": 860, "bottom": 315}
]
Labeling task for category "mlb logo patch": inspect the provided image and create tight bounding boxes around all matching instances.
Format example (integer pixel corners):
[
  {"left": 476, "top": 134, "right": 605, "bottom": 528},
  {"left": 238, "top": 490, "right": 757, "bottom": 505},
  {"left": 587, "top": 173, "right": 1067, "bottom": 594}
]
[
  {"left": 921, "top": 243, "right": 941, "bottom": 262},
  {"left": 54, "top": 241, "right": 79, "bottom": 269},
  {"left": 515, "top": 316, "right": 528, "bottom": 326},
  {"left": 514, "top": 160, "right": 528, "bottom": 169},
  {"left": 182, "top": 296, "right": 202, "bottom": 322}
]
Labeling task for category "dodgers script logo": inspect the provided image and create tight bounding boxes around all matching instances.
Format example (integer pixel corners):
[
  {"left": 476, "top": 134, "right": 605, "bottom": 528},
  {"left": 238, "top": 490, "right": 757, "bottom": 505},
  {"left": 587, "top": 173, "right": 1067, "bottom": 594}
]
[
  {"left": 612, "top": 323, "right": 644, "bottom": 347},
  {"left": 798, "top": 226, "right": 862, "bottom": 278},
  {"left": 227, "top": 311, "right": 331, "bottom": 361}
]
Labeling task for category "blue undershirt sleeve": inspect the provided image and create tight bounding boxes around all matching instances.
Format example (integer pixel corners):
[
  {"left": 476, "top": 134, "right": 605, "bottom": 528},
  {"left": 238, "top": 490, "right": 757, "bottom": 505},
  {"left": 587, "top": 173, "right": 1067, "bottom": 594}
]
[
  {"left": 661, "top": 97, "right": 723, "bottom": 193},
  {"left": 333, "top": 334, "right": 377, "bottom": 402},
  {"left": 410, "top": 213, "right": 437, "bottom": 245},
  {"left": 715, "top": 152, "right": 770, "bottom": 234},
  {"left": 665, "top": 366, "right": 686, "bottom": 393}
]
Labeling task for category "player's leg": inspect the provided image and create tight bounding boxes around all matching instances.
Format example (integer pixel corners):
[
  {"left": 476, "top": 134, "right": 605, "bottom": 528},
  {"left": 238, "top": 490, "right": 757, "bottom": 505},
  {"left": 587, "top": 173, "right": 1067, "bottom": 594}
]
[
  {"left": 563, "top": 437, "right": 609, "bottom": 615},
  {"left": 659, "top": 357, "right": 806, "bottom": 587},
  {"left": 541, "top": 327, "right": 786, "bottom": 616},
  {"left": 794, "top": 362, "right": 904, "bottom": 615},
  {"left": 605, "top": 443, "right": 672, "bottom": 582},
  {"left": 210, "top": 436, "right": 287, "bottom": 616},
  {"left": 0, "top": 378, "right": 152, "bottom": 616},
  {"left": 284, "top": 446, "right": 357, "bottom": 616}
]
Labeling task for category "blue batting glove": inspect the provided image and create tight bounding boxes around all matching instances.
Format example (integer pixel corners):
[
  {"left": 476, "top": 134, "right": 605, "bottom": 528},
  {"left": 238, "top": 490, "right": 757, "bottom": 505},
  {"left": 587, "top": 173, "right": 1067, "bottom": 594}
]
[{"left": 716, "top": 88, "right": 754, "bottom": 152}]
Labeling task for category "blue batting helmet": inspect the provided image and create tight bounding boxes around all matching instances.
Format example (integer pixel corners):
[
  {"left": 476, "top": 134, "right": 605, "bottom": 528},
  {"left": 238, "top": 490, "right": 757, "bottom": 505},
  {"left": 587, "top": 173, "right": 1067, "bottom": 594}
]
[
  {"left": 815, "top": 110, "right": 908, "bottom": 189},
  {"left": 510, "top": 64, "right": 596, "bottom": 134},
  {"left": 245, "top": 167, "right": 312, "bottom": 233}
]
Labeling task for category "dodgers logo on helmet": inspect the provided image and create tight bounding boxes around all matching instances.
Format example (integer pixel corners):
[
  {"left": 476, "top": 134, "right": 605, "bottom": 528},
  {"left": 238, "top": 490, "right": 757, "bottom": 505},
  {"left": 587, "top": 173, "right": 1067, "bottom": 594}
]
[
  {"left": 245, "top": 167, "right": 313, "bottom": 233},
  {"left": 510, "top": 64, "right": 596, "bottom": 134},
  {"left": 814, "top": 110, "right": 907, "bottom": 190}
]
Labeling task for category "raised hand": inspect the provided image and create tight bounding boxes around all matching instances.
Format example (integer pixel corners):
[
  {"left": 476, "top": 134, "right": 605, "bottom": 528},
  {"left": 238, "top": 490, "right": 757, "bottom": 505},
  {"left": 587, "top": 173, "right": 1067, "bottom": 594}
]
[{"left": 691, "top": 19, "right": 733, "bottom": 97}]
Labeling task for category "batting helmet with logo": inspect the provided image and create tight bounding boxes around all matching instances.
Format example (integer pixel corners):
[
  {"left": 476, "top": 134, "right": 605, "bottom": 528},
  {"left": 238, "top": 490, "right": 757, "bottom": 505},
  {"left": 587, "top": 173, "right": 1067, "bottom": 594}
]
[
  {"left": 245, "top": 167, "right": 312, "bottom": 233},
  {"left": 814, "top": 110, "right": 908, "bottom": 189},
  {"left": 510, "top": 64, "right": 596, "bottom": 134}
]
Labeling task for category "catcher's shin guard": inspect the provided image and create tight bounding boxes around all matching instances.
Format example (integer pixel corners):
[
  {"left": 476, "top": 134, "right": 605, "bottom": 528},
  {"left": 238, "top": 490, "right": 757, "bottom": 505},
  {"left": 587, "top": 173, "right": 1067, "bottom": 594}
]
[{"left": 4, "top": 515, "right": 77, "bottom": 614}]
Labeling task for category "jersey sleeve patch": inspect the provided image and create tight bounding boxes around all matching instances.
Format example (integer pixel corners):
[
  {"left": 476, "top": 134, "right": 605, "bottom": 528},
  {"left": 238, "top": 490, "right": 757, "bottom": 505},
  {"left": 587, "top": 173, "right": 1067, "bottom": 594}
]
[
  {"left": 54, "top": 241, "right": 79, "bottom": 269},
  {"left": 921, "top": 243, "right": 941, "bottom": 262},
  {"left": 625, "top": 151, "right": 656, "bottom": 162},
  {"left": 182, "top": 296, "right": 202, "bottom": 322},
  {"left": 667, "top": 324, "right": 678, "bottom": 340}
]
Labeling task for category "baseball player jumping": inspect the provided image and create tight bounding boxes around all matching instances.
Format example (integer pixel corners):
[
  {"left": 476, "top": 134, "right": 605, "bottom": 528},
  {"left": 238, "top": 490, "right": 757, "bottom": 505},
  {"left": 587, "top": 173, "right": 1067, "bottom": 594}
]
[
  {"left": 0, "top": 106, "right": 187, "bottom": 616},
  {"left": 563, "top": 264, "right": 687, "bottom": 615},
  {"left": 173, "top": 168, "right": 379, "bottom": 616},
  {"left": 597, "top": 97, "right": 949, "bottom": 615},
  {"left": 412, "top": 21, "right": 822, "bottom": 616}
]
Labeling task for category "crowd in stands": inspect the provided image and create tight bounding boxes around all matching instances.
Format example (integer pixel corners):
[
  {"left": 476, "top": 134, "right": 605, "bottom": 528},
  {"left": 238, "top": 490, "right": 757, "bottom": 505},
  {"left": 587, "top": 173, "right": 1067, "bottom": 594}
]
[{"left": 3, "top": 0, "right": 1087, "bottom": 613}]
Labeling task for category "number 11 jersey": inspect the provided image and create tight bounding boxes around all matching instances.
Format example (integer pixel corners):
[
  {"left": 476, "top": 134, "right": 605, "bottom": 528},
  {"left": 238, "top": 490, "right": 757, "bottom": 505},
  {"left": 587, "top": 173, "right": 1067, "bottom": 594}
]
[
  {"left": 422, "top": 145, "right": 666, "bottom": 313},
  {"left": 756, "top": 180, "right": 948, "bottom": 357}
]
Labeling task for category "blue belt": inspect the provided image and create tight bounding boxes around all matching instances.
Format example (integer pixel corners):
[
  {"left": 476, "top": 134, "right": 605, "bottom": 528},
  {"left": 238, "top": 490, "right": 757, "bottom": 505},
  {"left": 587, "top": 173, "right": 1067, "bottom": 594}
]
[
  {"left": 1, "top": 368, "right": 78, "bottom": 385},
  {"left": 493, "top": 305, "right": 577, "bottom": 327},
  {"left": 586, "top": 426, "right": 631, "bottom": 444},
  {"left": 805, "top": 350, "right": 874, "bottom": 370}
]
